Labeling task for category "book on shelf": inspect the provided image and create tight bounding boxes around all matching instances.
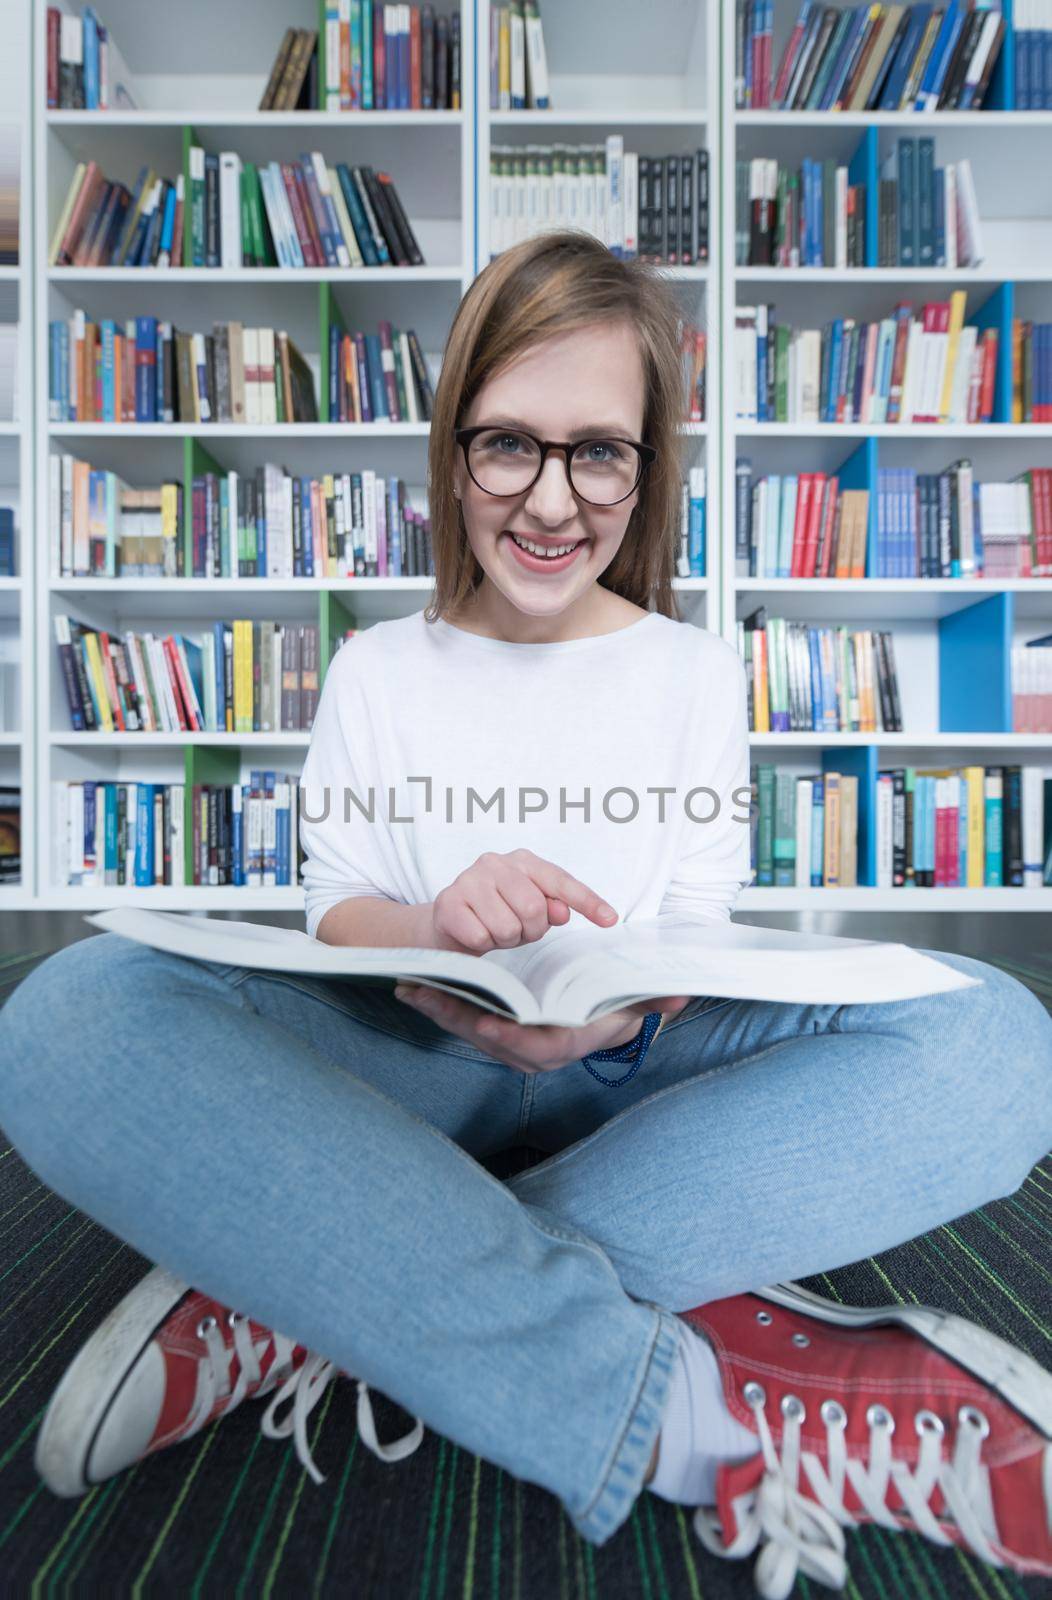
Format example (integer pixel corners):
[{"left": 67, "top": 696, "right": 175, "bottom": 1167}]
[
  {"left": 676, "top": 468, "right": 707, "bottom": 578},
  {"left": 491, "top": 1, "right": 550, "bottom": 109},
  {"left": 259, "top": 27, "right": 319, "bottom": 110},
  {"left": 735, "top": 292, "right": 1000, "bottom": 424},
  {"left": 1013, "top": 634, "right": 1052, "bottom": 733},
  {"left": 55, "top": 770, "right": 304, "bottom": 889},
  {"left": 750, "top": 760, "right": 1052, "bottom": 890},
  {"left": 85, "top": 905, "right": 979, "bottom": 1014},
  {"left": 47, "top": 5, "right": 139, "bottom": 110},
  {"left": 48, "top": 314, "right": 319, "bottom": 425},
  {"left": 1012, "top": 320, "right": 1052, "bottom": 423},
  {"left": 327, "top": 321, "right": 436, "bottom": 422},
  {"left": 0, "top": 787, "right": 20, "bottom": 885},
  {"left": 1015, "top": 1, "right": 1052, "bottom": 109},
  {"left": 314, "top": 3, "right": 461, "bottom": 111},
  {"left": 737, "top": 607, "right": 903, "bottom": 734},
  {"left": 738, "top": 1, "right": 1007, "bottom": 113},
  {"left": 734, "top": 466, "right": 870, "bottom": 578},
  {"left": 53, "top": 615, "right": 330, "bottom": 736},
  {"left": 0, "top": 507, "right": 15, "bottom": 577},
  {"left": 488, "top": 142, "right": 708, "bottom": 266}
]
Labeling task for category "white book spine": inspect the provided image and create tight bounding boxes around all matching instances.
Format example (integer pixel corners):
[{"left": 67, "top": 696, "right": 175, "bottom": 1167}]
[
  {"left": 605, "top": 134, "right": 624, "bottom": 258},
  {"left": 623, "top": 151, "right": 638, "bottom": 257},
  {"left": 219, "top": 152, "right": 242, "bottom": 270},
  {"left": 524, "top": 9, "right": 549, "bottom": 107},
  {"left": 509, "top": 7, "right": 526, "bottom": 108}
]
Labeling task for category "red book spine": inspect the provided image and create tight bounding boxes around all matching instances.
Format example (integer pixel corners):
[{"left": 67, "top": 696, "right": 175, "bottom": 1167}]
[
  {"left": 773, "top": 15, "right": 806, "bottom": 105},
  {"left": 790, "top": 473, "right": 813, "bottom": 576},
  {"left": 97, "top": 633, "right": 127, "bottom": 731},
  {"left": 886, "top": 308, "right": 913, "bottom": 425},
  {"left": 280, "top": 163, "right": 320, "bottom": 267},
  {"left": 167, "top": 636, "right": 203, "bottom": 731},
  {"left": 161, "top": 636, "right": 192, "bottom": 732},
  {"left": 802, "top": 472, "right": 827, "bottom": 577},
  {"left": 978, "top": 329, "right": 999, "bottom": 422},
  {"left": 47, "top": 7, "right": 60, "bottom": 107},
  {"left": 410, "top": 6, "right": 422, "bottom": 108}
]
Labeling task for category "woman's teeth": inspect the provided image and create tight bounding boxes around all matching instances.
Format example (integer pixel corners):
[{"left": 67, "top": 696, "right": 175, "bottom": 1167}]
[{"left": 509, "top": 533, "right": 581, "bottom": 558}]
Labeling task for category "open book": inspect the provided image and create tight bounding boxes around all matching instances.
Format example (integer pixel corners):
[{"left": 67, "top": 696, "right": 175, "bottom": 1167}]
[{"left": 85, "top": 908, "right": 979, "bottom": 1026}]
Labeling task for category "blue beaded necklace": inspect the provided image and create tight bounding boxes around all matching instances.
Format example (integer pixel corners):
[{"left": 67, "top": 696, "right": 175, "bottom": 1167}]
[{"left": 580, "top": 1010, "right": 663, "bottom": 1087}]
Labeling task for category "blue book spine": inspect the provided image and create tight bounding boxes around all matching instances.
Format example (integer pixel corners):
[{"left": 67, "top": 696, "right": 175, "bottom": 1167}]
[
  {"left": 898, "top": 138, "right": 915, "bottom": 266},
  {"left": 389, "top": 480, "right": 402, "bottom": 575},
  {"left": 810, "top": 777, "right": 824, "bottom": 885},
  {"left": 363, "top": 0, "right": 374, "bottom": 110},
  {"left": 756, "top": 312, "right": 768, "bottom": 423},
  {"left": 135, "top": 316, "right": 158, "bottom": 421},
  {"left": 880, "top": 8, "right": 922, "bottom": 107},
  {"left": 365, "top": 334, "right": 386, "bottom": 418},
  {"left": 83, "top": 781, "right": 97, "bottom": 876},
  {"left": 919, "top": 1, "right": 961, "bottom": 108},
  {"left": 689, "top": 492, "right": 705, "bottom": 576},
  {"left": 908, "top": 468, "right": 919, "bottom": 578},
  {"left": 917, "top": 138, "right": 935, "bottom": 266},
  {"left": 135, "top": 784, "right": 154, "bottom": 886},
  {"left": 213, "top": 622, "right": 226, "bottom": 731},
  {"left": 277, "top": 786, "right": 290, "bottom": 885},
  {"left": 104, "top": 785, "right": 118, "bottom": 881},
  {"left": 83, "top": 8, "right": 100, "bottom": 109},
  {"left": 1017, "top": 19, "right": 1030, "bottom": 110},
  {"left": 231, "top": 785, "right": 244, "bottom": 886},
  {"left": 826, "top": 320, "right": 843, "bottom": 422},
  {"left": 159, "top": 183, "right": 177, "bottom": 258},
  {"left": 301, "top": 477, "right": 315, "bottom": 576},
  {"left": 933, "top": 166, "right": 945, "bottom": 267},
  {"left": 985, "top": 782, "right": 1003, "bottom": 884}
]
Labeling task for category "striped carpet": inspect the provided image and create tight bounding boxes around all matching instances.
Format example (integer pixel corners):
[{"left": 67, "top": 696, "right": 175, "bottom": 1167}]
[{"left": 1, "top": 949, "right": 1050, "bottom": 1598}]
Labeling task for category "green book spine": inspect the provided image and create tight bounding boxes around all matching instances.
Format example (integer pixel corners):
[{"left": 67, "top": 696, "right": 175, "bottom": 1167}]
[
  {"left": 757, "top": 764, "right": 776, "bottom": 886},
  {"left": 190, "top": 152, "right": 205, "bottom": 268},
  {"left": 239, "top": 170, "right": 252, "bottom": 266},
  {"left": 362, "top": 0, "right": 373, "bottom": 109},
  {"left": 904, "top": 766, "right": 916, "bottom": 886},
  {"left": 773, "top": 770, "right": 796, "bottom": 886},
  {"left": 392, "top": 327, "right": 409, "bottom": 419}
]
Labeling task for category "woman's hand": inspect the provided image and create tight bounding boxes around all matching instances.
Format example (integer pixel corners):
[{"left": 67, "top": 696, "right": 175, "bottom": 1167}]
[
  {"left": 393, "top": 985, "right": 691, "bottom": 1075},
  {"left": 431, "top": 848, "right": 619, "bottom": 955}
]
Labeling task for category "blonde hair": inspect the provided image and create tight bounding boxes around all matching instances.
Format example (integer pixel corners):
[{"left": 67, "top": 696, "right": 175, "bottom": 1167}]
[{"left": 425, "top": 230, "right": 690, "bottom": 623}]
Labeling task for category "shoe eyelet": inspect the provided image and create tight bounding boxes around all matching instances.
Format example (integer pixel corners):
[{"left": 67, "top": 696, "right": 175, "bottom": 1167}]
[
  {"left": 915, "top": 1409, "right": 945, "bottom": 1438},
  {"left": 781, "top": 1393, "right": 806, "bottom": 1422},
  {"left": 792, "top": 1332, "right": 810, "bottom": 1348},
  {"left": 743, "top": 1381, "right": 766, "bottom": 1408},
  {"left": 958, "top": 1405, "right": 991, "bottom": 1439},
  {"left": 227, "top": 1310, "right": 244, "bottom": 1329},
  {"left": 756, "top": 1310, "right": 773, "bottom": 1325},
  {"left": 196, "top": 1314, "right": 219, "bottom": 1340},
  {"left": 821, "top": 1399, "right": 847, "bottom": 1429},
  {"left": 866, "top": 1403, "right": 895, "bottom": 1434}
]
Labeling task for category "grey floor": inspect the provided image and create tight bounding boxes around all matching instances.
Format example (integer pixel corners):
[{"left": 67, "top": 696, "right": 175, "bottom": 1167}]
[{"left": 1, "top": 907, "right": 1048, "bottom": 962}]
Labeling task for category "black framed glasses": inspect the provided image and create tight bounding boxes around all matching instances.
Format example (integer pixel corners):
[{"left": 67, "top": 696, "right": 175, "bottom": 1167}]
[{"left": 454, "top": 426, "right": 656, "bottom": 508}]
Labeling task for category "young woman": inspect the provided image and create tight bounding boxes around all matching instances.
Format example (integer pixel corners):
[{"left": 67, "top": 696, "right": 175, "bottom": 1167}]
[{"left": 2, "top": 231, "right": 1052, "bottom": 1597}]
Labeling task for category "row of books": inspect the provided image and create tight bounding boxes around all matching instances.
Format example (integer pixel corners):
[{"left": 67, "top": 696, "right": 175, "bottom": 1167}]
[
  {"left": 738, "top": 608, "right": 904, "bottom": 732},
  {"left": 49, "top": 315, "right": 318, "bottom": 425},
  {"left": 45, "top": 6, "right": 136, "bottom": 111},
  {"left": 1013, "top": 636, "right": 1052, "bottom": 733},
  {"left": 736, "top": 145, "right": 982, "bottom": 269},
  {"left": 737, "top": 2, "right": 1007, "bottom": 113},
  {"left": 54, "top": 616, "right": 332, "bottom": 735},
  {"left": 50, "top": 153, "right": 423, "bottom": 271},
  {"left": 1015, "top": 2, "right": 1052, "bottom": 107},
  {"left": 733, "top": 461, "right": 1052, "bottom": 578},
  {"left": 318, "top": 4, "right": 462, "bottom": 112},
  {"left": 879, "top": 139, "right": 982, "bottom": 268},
  {"left": 327, "top": 322, "right": 437, "bottom": 423},
  {"left": 676, "top": 469, "right": 707, "bottom": 579},
  {"left": 56, "top": 774, "right": 304, "bottom": 889},
  {"left": 1012, "top": 321, "right": 1052, "bottom": 423},
  {"left": 488, "top": 144, "right": 710, "bottom": 266},
  {"left": 259, "top": 28, "right": 318, "bottom": 111},
  {"left": 734, "top": 294, "right": 999, "bottom": 424},
  {"left": 737, "top": 157, "right": 866, "bottom": 269},
  {"left": 47, "top": 456, "right": 437, "bottom": 581},
  {"left": 750, "top": 762, "right": 1052, "bottom": 889},
  {"left": 490, "top": 2, "right": 551, "bottom": 110}
]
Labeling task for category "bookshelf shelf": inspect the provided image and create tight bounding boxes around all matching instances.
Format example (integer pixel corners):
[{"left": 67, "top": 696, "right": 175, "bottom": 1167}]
[
  {"left": 735, "top": 268, "right": 1050, "bottom": 285},
  {"left": 747, "top": 733, "right": 1052, "bottom": 749},
  {"left": 46, "top": 422, "right": 434, "bottom": 438},
  {"left": 48, "top": 267, "right": 467, "bottom": 283},
  {"left": 489, "top": 110, "right": 708, "bottom": 127},
  {"left": 734, "top": 423, "right": 1052, "bottom": 439},
  {"left": 41, "top": 885, "right": 305, "bottom": 910},
  {"left": 46, "top": 111, "right": 466, "bottom": 128},
  {"left": 50, "top": 732, "right": 312, "bottom": 748}
]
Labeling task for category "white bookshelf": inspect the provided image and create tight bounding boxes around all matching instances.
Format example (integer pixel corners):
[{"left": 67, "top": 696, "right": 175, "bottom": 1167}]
[
  {"left": 34, "top": 0, "right": 475, "bottom": 908},
  {"left": 0, "top": 0, "right": 34, "bottom": 908},
  {"left": 14, "top": 0, "right": 1052, "bottom": 915},
  {"left": 720, "top": 6, "right": 1052, "bottom": 913}
]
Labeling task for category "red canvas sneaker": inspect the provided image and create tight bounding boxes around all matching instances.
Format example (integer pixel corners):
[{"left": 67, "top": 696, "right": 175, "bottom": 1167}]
[
  {"left": 35, "top": 1264, "right": 425, "bottom": 1497},
  {"left": 682, "top": 1282, "right": 1052, "bottom": 1600}
]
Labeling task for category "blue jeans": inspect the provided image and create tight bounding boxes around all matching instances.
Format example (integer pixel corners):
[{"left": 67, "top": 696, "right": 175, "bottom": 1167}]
[{"left": 2, "top": 932, "right": 1051, "bottom": 1544}]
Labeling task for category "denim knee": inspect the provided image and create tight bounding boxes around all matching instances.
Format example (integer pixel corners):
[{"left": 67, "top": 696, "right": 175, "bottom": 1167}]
[{"left": 912, "top": 947, "right": 1052, "bottom": 1181}]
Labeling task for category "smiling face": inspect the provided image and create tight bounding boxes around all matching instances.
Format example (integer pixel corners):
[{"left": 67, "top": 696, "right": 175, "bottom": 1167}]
[{"left": 451, "top": 319, "right": 648, "bottom": 640}]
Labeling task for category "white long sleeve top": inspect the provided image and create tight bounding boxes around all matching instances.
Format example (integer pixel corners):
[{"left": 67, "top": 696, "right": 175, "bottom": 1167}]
[{"left": 299, "top": 608, "right": 753, "bottom": 941}]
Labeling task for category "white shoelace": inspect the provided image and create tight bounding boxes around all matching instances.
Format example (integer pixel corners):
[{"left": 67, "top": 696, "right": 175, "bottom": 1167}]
[
  {"left": 692, "top": 1384, "right": 1009, "bottom": 1600},
  {"left": 193, "top": 1311, "right": 425, "bottom": 1485}
]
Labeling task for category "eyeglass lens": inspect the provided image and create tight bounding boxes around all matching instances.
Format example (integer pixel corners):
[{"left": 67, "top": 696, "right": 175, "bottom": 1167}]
[{"left": 466, "top": 429, "right": 641, "bottom": 505}]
